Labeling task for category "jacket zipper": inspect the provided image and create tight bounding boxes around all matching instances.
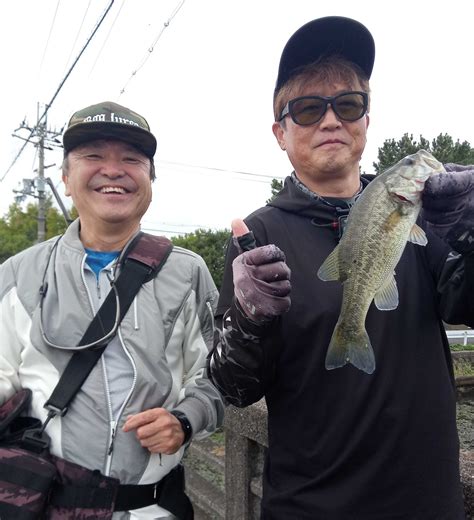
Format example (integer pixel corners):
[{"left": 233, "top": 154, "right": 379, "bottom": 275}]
[
  {"left": 82, "top": 261, "right": 119, "bottom": 476},
  {"left": 104, "top": 325, "right": 138, "bottom": 475},
  {"left": 83, "top": 260, "right": 138, "bottom": 476}
]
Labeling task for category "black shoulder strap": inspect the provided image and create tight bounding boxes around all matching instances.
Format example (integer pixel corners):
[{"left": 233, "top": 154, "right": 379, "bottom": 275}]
[{"left": 43, "top": 233, "right": 173, "bottom": 419}]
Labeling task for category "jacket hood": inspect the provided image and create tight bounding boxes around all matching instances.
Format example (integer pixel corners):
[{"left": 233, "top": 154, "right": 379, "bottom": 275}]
[{"left": 268, "top": 174, "right": 373, "bottom": 222}]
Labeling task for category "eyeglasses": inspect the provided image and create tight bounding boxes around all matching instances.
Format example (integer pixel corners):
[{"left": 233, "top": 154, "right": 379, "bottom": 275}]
[{"left": 278, "top": 91, "right": 369, "bottom": 126}]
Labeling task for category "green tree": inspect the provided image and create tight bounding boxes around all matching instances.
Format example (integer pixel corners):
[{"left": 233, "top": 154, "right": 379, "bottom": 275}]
[
  {"left": 266, "top": 178, "right": 284, "bottom": 203},
  {"left": 373, "top": 133, "right": 474, "bottom": 174},
  {"left": 0, "top": 198, "right": 74, "bottom": 263},
  {"left": 171, "top": 228, "right": 230, "bottom": 289}
]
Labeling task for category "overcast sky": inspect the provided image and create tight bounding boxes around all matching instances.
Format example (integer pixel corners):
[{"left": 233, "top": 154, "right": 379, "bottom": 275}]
[{"left": 1, "top": 0, "right": 473, "bottom": 236}]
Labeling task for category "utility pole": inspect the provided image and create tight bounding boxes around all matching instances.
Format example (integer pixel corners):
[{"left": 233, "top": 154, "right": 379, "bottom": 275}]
[
  {"left": 37, "top": 119, "right": 46, "bottom": 242},
  {"left": 12, "top": 103, "right": 68, "bottom": 242}
]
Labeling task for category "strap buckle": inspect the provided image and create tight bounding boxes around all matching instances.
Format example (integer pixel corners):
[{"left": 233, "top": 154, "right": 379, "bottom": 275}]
[
  {"left": 44, "top": 403, "right": 68, "bottom": 417},
  {"left": 21, "top": 428, "right": 50, "bottom": 453}
]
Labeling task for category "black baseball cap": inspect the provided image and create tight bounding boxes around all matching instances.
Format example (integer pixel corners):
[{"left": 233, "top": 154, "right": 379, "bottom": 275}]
[
  {"left": 63, "top": 101, "right": 157, "bottom": 158},
  {"left": 275, "top": 16, "right": 375, "bottom": 95}
]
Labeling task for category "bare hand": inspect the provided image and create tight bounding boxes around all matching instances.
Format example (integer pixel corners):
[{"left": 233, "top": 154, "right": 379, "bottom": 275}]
[{"left": 123, "top": 408, "right": 184, "bottom": 454}]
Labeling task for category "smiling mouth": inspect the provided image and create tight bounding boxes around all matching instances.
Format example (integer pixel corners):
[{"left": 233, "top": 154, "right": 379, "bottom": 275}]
[{"left": 97, "top": 186, "right": 129, "bottom": 194}]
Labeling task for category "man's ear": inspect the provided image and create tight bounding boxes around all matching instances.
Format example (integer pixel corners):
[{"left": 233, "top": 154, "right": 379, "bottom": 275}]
[
  {"left": 272, "top": 121, "right": 286, "bottom": 151},
  {"left": 62, "top": 174, "right": 71, "bottom": 197}
]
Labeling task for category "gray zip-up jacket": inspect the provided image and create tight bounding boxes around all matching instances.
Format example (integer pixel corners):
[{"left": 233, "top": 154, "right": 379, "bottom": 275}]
[{"left": 0, "top": 220, "right": 224, "bottom": 519}]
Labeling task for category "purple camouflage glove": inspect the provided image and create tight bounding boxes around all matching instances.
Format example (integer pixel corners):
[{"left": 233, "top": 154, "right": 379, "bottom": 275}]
[
  {"left": 421, "top": 163, "right": 474, "bottom": 254},
  {"left": 231, "top": 219, "right": 291, "bottom": 322}
]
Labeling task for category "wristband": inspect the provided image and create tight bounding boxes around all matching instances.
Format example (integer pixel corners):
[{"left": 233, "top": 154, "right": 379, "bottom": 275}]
[{"left": 170, "top": 410, "right": 193, "bottom": 445}]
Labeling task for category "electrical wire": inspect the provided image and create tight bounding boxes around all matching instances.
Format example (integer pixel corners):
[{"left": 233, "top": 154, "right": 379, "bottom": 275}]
[
  {"left": 119, "top": 0, "right": 185, "bottom": 97},
  {"left": 141, "top": 226, "right": 188, "bottom": 235},
  {"left": 142, "top": 219, "right": 209, "bottom": 230},
  {"left": 156, "top": 159, "right": 285, "bottom": 181},
  {"left": 38, "top": 0, "right": 62, "bottom": 76},
  {"left": 62, "top": 0, "right": 92, "bottom": 76},
  {"left": 1, "top": 0, "right": 116, "bottom": 183},
  {"left": 88, "top": 0, "right": 126, "bottom": 76}
]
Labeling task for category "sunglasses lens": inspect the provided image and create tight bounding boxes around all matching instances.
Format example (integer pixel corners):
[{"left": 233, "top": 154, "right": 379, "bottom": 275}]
[
  {"left": 286, "top": 93, "right": 367, "bottom": 125},
  {"left": 290, "top": 98, "right": 326, "bottom": 125},
  {"left": 333, "top": 93, "right": 367, "bottom": 121}
]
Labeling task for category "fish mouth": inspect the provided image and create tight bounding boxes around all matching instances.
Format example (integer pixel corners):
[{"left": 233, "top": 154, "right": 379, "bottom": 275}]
[{"left": 393, "top": 192, "right": 416, "bottom": 204}]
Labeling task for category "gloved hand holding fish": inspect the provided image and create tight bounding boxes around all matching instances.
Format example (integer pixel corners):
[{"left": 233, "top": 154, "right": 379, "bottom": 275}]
[
  {"left": 232, "top": 219, "right": 291, "bottom": 323},
  {"left": 317, "top": 149, "right": 445, "bottom": 374},
  {"left": 421, "top": 163, "right": 474, "bottom": 254}
]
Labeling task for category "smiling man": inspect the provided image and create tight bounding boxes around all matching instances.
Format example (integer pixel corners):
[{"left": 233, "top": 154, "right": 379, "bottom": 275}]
[
  {"left": 0, "top": 101, "right": 224, "bottom": 519},
  {"left": 209, "top": 16, "right": 473, "bottom": 520}
]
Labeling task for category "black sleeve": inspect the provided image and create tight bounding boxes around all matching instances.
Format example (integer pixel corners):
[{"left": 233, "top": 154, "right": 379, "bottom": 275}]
[{"left": 208, "top": 227, "right": 282, "bottom": 407}]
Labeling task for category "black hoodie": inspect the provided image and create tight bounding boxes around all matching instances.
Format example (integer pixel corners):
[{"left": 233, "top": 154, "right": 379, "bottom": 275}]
[{"left": 211, "top": 175, "right": 471, "bottom": 520}]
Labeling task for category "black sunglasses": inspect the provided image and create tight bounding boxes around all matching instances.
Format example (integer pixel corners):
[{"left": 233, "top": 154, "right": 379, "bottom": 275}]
[{"left": 278, "top": 91, "right": 369, "bottom": 126}]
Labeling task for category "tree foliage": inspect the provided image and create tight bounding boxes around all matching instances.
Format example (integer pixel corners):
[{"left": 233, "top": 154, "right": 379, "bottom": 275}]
[
  {"left": 0, "top": 198, "right": 74, "bottom": 263},
  {"left": 171, "top": 228, "right": 230, "bottom": 289},
  {"left": 266, "top": 178, "right": 284, "bottom": 204},
  {"left": 373, "top": 133, "right": 474, "bottom": 174}
]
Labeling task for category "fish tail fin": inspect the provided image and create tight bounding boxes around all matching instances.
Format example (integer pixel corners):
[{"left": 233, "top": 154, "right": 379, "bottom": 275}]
[{"left": 325, "top": 325, "right": 376, "bottom": 375}]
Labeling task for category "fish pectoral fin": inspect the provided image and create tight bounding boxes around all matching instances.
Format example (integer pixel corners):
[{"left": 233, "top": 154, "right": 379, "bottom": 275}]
[
  {"left": 374, "top": 274, "right": 399, "bottom": 311},
  {"left": 408, "top": 223, "right": 428, "bottom": 246},
  {"left": 317, "top": 246, "right": 341, "bottom": 282}
]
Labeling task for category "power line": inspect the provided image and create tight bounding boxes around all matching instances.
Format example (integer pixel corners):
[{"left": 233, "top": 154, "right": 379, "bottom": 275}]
[
  {"left": 141, "top": 226, "right": 188, "bottom": 236},
  {"left": 142, "top": 219, "right": 210, "bottom": 230},
  {"left": 156, "top": 159, "right": 285, "bottom": 181},
  {"left": 62, "top": 0, "right": 92, "bottom": 76},
  {"left": 39, "top": 0, "right": 62, "bottom": 75},
  {"left": 1, "top": 0, "right": 116, "bottom": 183},
  {"left": 119, "top": 0, "right": 186, "bottom": 97},
  {"left": 88, "top": 0, "right": 126, "bottom": 77}
]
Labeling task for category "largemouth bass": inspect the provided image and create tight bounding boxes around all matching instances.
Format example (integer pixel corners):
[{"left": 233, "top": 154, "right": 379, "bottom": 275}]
[{"left": 317, "top": 150, "right": 445, "bottom": 374}]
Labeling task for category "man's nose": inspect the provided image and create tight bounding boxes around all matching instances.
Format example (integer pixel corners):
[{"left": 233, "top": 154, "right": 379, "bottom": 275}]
[
  {"left": 99, "top": 159, "right": 126, "bottom": 177},
  {"left": 319, "top": 104, "right": 342, "bottom": 128}
]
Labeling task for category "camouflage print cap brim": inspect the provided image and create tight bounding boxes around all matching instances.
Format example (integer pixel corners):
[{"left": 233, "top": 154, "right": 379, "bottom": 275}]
[{"left": 63, "top": 101, "right": 157, "bottom": 158}]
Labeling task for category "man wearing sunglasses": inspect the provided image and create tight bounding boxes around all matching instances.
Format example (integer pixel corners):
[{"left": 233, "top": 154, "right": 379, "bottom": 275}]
[{"left": 209, "top": 16, "right": 473, "bottom": 519}]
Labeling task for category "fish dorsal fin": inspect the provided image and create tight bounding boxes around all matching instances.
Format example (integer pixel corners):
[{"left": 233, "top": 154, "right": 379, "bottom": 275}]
[
  {"left": 374, "top": 274, "right": 399, "bottom": 311},
  {"left": 408, "top": 224, "right": 428, "bottom": 246},
  {"left": 317, "top": 246, "right": 341, "bottom": 282}
]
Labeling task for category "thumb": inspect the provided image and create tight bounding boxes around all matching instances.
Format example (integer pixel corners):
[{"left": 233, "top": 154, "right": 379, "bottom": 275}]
[
  {"left": 231, "top": 218, "right": 249, "bottom": 238},
  {"left": 231, "top": 218, "right": 256, "bottom": 253}
]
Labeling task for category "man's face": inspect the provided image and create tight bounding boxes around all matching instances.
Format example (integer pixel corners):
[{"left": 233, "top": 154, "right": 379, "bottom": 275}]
[
  {"left": 63, "top": 139, "right": 152, "bottom": 231},
  {"left": 272, "top": 79, "right": 369, "bottom": 193}
]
